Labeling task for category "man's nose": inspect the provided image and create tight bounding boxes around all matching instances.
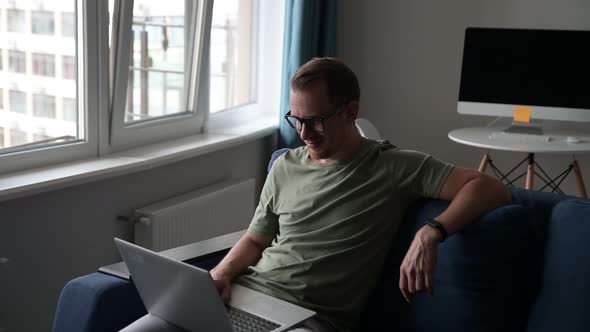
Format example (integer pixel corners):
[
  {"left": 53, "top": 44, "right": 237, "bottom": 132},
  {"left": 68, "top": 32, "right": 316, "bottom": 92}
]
[{"left": 299, "top": 122, "right": 313, "bottom": 140}]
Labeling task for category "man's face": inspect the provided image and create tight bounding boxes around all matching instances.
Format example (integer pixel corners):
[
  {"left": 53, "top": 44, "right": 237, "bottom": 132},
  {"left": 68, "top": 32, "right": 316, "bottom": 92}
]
[{"left": 289, "top": 82, "right": 350, "bottom": 161}]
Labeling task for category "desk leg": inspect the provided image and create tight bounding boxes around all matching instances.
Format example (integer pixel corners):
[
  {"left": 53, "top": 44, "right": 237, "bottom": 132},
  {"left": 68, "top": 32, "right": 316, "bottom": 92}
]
[
  {"left": 478, "top": 152, "right": 491, "bottom": 173},
  {"left": 525, "top": 153, "right": 535, "bottom": 190},
  {"left": 572, "top": 159, "right": 588, "bottom": 199}
]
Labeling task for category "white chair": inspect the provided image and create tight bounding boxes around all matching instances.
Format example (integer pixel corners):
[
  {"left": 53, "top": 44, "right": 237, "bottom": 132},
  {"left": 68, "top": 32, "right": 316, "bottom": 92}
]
[{"left": 355, "top": 118, "right": 382, "bottom": 139}]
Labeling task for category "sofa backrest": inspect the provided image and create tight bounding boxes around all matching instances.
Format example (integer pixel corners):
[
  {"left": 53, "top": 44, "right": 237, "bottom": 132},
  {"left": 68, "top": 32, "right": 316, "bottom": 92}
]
[
  {"left": 527, "top": 198, "right": 590, "bottom": 332},
  {"left": 509, "top": 187, "right": 575, "bottom": 241}
]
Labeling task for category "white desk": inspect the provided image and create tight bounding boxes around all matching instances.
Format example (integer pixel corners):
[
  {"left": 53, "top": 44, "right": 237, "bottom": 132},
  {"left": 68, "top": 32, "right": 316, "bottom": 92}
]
[{"left": 449, "top": 126, "right": 589, "bottom": 198}]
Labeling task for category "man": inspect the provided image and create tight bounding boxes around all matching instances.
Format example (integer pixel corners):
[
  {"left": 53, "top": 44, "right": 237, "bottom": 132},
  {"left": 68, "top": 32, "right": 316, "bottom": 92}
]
[{"left": 211, "top": 57, "right": 511, "bottom": 332}]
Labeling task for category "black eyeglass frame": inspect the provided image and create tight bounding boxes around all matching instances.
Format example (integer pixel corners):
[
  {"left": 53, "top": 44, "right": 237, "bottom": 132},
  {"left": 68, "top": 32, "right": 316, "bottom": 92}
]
[{"left": 284, "top": 104, "right": 347, "bottom": 134}]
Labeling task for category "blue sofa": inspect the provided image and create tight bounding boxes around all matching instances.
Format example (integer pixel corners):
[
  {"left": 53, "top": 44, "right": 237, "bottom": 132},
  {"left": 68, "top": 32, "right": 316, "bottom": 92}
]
[{"left": 53, "top": 186, "right": 590, "bottom": 332}]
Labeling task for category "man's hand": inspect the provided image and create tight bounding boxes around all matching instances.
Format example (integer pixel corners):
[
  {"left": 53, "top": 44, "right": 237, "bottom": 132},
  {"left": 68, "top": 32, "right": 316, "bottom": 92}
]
[
  {"left": 208, "top": 232, "right": 273, "bottom": 305},
  {"left": 399, "top": 225, "right": 441, "bottom": 303},
  {"left": 211, "top": 272, "right": 232, "bottom": 304}
]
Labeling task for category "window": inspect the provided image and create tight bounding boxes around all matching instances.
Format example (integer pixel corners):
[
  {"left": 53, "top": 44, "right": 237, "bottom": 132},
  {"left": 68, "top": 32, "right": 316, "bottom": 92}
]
[
  {"left": 9, "top": 90, "right": 27, "bottom": 114},
  {"left": 121, "top": 0, "right": 190, "bottom": 122},
  {"left": 33, "top": 133, "right": 51, "bottom": 142},
  {"left": 0, "top": 0, "right": 93, "bottom": 173},
  {"left": 33, "top": 53, "right": 56, "bottom": 77},
  {"left": 210, "top": 0, "right": 257, "bottom": 113},
  {"left": 61, "top": 12, "right": 75, "bottom": 37},
  {"left": 62, "top": 97, "right": 77, "bottom": 122},
  {"left": 33, "top": 94, "right": 56, "bottom": 119},
  {"left": 62, "top": 55, "right": 76, "bottom": 80},
  {"left": 0, "top": 89, "right": 3, "bottom": 110},
  {"left": 109, "top": 0, "right": 213, "bottom": 148},
  {"left": 6, "top": 9, "right": 25, "bottom": 33},
  {"left": 8, "top": 50, "right": 26, "bottom": 73},
  {"left": 0, "top": 127, "right": 4, "bottom": 148},
  {"left": 0, "top": 0, "right": 283, "bottom": 173},
  {"left": 32, "top": 11, "right": 55, "bottom": 35},
  {"left": 10, "top": 129, "right": 28, "bottom": 147},
  {"left": 0, "top": 49, "right": 3, "bottom": 71}
]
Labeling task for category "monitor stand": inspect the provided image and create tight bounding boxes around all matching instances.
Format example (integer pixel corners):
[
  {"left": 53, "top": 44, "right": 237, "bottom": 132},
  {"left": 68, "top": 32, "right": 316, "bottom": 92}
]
[{"left": 502, "top": 120, "right": 543, "bottom": 135}]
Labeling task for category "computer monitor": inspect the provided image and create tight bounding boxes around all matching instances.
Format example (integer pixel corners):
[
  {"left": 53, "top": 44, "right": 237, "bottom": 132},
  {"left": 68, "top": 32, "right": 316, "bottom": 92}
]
[{"left": 458, "top": 27, "right": 590, "bottom": 134}]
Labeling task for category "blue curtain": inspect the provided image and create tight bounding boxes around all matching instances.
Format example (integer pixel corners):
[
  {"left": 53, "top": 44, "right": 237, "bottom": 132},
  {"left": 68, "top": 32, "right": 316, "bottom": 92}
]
[{"left": 278, "top": 0, "right": 338, "bottom": 149}]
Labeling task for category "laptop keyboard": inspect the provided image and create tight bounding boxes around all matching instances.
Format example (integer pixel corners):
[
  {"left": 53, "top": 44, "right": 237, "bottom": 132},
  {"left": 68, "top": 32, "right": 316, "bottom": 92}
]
[{"left": 227, "top": 306, "right": 281, "bottom": 332}]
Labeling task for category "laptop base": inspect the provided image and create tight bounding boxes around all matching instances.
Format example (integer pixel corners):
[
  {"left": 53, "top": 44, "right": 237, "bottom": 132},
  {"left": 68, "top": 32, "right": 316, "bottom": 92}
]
[{"left": 120, "top": 314, "right": 187, "bottom": 332}]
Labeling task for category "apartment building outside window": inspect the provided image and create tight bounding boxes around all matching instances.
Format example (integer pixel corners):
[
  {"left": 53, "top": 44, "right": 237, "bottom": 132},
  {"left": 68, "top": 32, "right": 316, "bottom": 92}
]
[
  {"left": 62, "top": 97, "right": 77, "bottom": 122},
  {"left": 9, "top": 90, "right": 27, "bottom": 114},
  {"left": 33, "top": 94, "right": 56, "bottom": 119},
  {"left": 7, "top": 9, "right": 26, "bottom": 33},
  {"left": 33, "top": 133, "right": 50, "bottom": 141},
  {"left": 62, "top": 12, "right": 75, "bottom": 37},
  {"left": 33, "top": 53, "right": 56, "bottom": 77},
  {"left": 62, "top": 55, "right": 76, "bottom": 80},
  {"left": 8, "top": 50, "right": 26, "bottom": 73},
  {"left": 10, "top": 129, "right": 27, "bottom": 147},
  {"left": 121, "top": 0, "right": 187, "bottom": 123},
  {"left": 32, "top": 11, "right": 55, "bottom": 35},
  {"left": 0, "top": 0, "right": 87, "bottom": 171}
]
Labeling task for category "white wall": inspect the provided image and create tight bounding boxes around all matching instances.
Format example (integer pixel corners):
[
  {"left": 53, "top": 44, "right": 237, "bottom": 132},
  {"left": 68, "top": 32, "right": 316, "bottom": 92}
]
[
  {"left": 338, "top": 0, "right": 590, "bottom": 195},
  {"left": 0, "top": 135, "right": 275, "bottom": 331}
]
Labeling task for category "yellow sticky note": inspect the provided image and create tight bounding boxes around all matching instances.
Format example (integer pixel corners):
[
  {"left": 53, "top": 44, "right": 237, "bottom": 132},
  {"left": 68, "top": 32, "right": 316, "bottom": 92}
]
[{"left": 513, "top": 106, "right": 531, "bottom": 123}]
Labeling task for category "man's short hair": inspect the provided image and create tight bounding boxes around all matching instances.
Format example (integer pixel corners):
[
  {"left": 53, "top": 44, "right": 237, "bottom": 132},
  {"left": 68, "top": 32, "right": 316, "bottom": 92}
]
[{"left": 291, "top": 57, "right": 360, "bottom": 106}]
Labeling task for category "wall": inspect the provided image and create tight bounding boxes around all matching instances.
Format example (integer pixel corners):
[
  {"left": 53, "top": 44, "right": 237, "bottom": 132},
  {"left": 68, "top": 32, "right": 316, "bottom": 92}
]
[
  {"left": 0, "top": 135, "right": 275, "bottom": 331},
  {"left": 338, "top": 0, "right": 590, "bottom": 196}
]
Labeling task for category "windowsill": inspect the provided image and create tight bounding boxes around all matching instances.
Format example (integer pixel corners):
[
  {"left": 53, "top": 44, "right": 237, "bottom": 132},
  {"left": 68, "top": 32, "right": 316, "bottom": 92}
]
[{"left": 0, "top": 114, "right": 278, "bottom": 203}]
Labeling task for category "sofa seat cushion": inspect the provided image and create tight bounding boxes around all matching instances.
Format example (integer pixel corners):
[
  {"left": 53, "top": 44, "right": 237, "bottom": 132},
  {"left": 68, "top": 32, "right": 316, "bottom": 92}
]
[
  {"left": 386, "top": 200, "right": 543, "bottom": 332},
  {"left": 527, "top": 198, "right": 590, "bottom": 332}
]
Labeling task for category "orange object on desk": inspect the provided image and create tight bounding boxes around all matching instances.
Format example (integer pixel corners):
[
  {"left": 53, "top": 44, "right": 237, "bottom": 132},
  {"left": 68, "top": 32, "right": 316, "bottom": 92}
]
[{"left": 514, "top": 106, "right": 532, "bottom": 123}]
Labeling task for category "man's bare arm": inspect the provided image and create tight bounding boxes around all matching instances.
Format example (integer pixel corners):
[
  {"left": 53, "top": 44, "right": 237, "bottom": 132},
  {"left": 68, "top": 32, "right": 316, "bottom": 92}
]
[
  {"left": 210, "top": 232, "right": 273, "bottom": 303},
  {"left": 399, "top": 167, "right": 511, "bottom": 302},
  {"left": 434, "top": 167, "right": 511, "bottom": 234},
  {"left": 211, "top": 232, "right": 273, "bottom": 279}
]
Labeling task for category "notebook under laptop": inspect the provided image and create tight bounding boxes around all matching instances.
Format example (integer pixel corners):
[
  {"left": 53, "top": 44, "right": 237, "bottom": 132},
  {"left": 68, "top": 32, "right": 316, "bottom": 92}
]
[{"left": 114, "top": 238, "right": 315, "bottom": 332}]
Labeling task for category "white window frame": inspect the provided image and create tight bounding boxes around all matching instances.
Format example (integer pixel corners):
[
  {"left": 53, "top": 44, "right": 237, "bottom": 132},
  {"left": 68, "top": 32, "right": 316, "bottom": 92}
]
[
  {"left": 107, "top": 0, "right": 213, "bottom": 152},
  {"left": 0, "top": 0, "right": 100, "bottom": 174}
]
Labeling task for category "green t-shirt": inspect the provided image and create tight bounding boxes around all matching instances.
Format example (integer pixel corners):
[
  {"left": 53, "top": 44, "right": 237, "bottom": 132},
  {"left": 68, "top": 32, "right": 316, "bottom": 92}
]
[{"left": 237, "top": 138, "right": 453, "bottom": 331}]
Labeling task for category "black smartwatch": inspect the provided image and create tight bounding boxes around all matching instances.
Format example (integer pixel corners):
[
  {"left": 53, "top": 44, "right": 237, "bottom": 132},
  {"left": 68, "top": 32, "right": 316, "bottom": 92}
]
[{"left": 425, "top": 219, "right": 448, "bottom": 242}]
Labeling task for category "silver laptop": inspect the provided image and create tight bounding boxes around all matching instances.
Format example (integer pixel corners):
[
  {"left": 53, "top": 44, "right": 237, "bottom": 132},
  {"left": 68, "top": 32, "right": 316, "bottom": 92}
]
[{"left": 114, "top": 238, "right": 315, "bottom": 332}]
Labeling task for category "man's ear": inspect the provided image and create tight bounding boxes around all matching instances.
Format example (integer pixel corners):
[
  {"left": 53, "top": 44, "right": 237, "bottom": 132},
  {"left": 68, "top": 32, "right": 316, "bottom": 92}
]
[{"left": 346, "top": 100, "right": 360, "bottom": 121}]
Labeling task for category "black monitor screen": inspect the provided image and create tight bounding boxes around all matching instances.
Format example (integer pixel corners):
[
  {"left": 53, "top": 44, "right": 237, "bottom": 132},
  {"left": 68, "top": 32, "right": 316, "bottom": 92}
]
[{"left": 459, "top": 28, "right": 590, "bottom": 109}]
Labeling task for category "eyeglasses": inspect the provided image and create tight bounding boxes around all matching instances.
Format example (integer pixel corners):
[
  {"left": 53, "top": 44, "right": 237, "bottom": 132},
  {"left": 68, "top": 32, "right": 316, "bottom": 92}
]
[{"left": 284, "top": 104, "right": 346, "bottom": 133}]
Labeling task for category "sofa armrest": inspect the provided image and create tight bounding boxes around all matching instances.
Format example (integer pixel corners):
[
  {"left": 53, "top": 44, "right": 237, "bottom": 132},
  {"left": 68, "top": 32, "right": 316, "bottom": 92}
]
[
  {"left": 53, "top": 272, "right": 146, "bottom": 332},
  {"left": 53, "top": 230, "right": 244, "bottom": 332}
]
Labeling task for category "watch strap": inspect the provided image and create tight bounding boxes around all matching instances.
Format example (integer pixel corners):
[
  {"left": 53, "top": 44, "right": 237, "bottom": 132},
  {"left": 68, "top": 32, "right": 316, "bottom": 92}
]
[{"left": 425, "top": 219, "right": 448, "bottom": 242}]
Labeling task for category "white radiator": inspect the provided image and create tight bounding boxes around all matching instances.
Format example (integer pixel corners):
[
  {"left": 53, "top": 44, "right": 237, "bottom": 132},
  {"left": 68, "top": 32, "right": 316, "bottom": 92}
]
[{"left": 134, "top": 178, "right": 255, "bottom": 251}]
